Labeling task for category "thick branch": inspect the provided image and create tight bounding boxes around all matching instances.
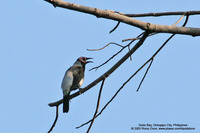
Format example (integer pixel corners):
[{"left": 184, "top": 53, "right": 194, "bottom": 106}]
[
  {"left": 45, "top": 0, "right": 200, "bottom": 36},
  {"left": 48, "top": 31, "right": 150, "bottom": 107}
]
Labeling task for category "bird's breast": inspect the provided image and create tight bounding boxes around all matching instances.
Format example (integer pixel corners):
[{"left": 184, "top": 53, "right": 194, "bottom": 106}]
[{"left": 78, "top": 78, "right": 84, "bottom": 87}]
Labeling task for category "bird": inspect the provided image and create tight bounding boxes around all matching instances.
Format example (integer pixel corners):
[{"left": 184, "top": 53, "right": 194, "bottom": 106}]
[{"left": 61, "top": 57, "right": 93, "bottom": 113}]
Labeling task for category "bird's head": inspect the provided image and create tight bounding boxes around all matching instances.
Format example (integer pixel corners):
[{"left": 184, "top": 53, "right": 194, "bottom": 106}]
[{"left": 78, "top": 57, "right": 93, "bottom": 64}]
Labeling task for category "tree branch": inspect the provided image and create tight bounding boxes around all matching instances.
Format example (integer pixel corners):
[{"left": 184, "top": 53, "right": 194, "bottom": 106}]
[
  {"left": 87, "top": 42, "right": 123, "bottom": 51},
  {"left": 136, "top": 59, "right": 154, "bottom": 92},
  {"left": 122, "top": 14, "right": 185, "bottom": 42},
  {"left": 136, "top": 15, "right": 189, "bottom": 92},
  {"left": 109, "top": 21, "right": 120, "bottom": 33},
  {"left": 47, "top": 106, "right": 59, "bottom": 133},
  {"left": 45, "top": 0, "right": 200, "bottom": 36},
  {"left": 125, "top": 11, "right": 200, "bottom": 17},
  {"left": 89, "top": 32, "right": 144, "bottom": 71},
  {"left": 89, "top": 47, "right": 125, "bottom": 71},
  {"left": 86, "top": 79, "right": 105, "bottom": 133},
  {"left": 48, "top": 31, "right": 150, "bottom": 107}
]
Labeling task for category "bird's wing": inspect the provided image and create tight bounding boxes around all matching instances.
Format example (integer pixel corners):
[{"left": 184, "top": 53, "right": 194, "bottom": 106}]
[
  {"left": 61, "top": 68, "right": 73, "bottom": 96},
  {"left": 71, "top": 66, "right": 84, "bottom": 90}
]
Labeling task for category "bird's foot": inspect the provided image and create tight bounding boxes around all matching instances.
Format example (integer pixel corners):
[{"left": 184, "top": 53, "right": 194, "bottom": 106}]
[{"left": 78, "top": 88, "right": 83, "bottom": 94}]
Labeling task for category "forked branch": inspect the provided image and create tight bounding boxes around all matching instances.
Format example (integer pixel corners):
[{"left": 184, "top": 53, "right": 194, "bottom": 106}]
[
  {"left": 48, "top": 31, "right": 150, "bottom": 107},
  {"left": 89, "top": 32, "right": 145, "bottom": 71},
  {"left": 86, "top": 79, "right": 105, "bottom": 133},
  {"left": 75, "top": 15, "right": 190, "bottom": 129},
  {"left": 44, "top": 0, "right": 200, "bottom": 36}
]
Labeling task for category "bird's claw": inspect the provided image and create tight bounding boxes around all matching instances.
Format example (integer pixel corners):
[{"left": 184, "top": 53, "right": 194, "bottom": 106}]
[{"left": 78, "top": 88, "right": 83, "bottom": 94}]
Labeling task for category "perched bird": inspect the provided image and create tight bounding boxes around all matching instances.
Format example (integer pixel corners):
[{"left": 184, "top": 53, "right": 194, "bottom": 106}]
[{"left": 61, "top": 57, "right": 93, "bottom": 113}]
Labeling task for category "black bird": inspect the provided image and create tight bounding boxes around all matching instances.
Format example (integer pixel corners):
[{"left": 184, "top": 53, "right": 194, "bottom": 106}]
[{"left": 61, "top": 57, "right": 93, "bottom": 113}]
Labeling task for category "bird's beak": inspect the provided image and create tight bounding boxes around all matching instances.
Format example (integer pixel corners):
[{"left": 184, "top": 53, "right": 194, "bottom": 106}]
[{"left": 86, "top": 57, "right": 93, "bottom": 64}]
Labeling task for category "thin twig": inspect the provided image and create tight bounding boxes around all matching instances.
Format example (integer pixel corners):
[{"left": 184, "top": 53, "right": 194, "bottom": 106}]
[
  {"left": 182, "top": 14, "right": 190, "bottom": 28},
  {"left": 89, "top": 47, "right": 125, "bottom": 71},
  {"left": 86, "top": 79, "right": 105, "bottom": 133},
  {"left": 109, "top": 21, "right": 120, "bottom": 33},
  {"left": 124, "top": 32, "right": 145, "bottom": 61},
  {"left": 124, "top": 11, "right": 200, "bottom": 17},
  {"left": 47, "top": 106, "right": 59, "bottom": 133},
  {"left": 87, "top": 42, "right": 123, "bottom": 51},
  {"left": 136, "top": 59, "right": 154, "bottom": 92},
  {"left": 107, "top": 10, "right": 125, "bottom": 16},
  {"left": 122, "top": 37, "right": 141, "bottom": 42},
  {"left": 172, "top": 14, "right": 185, "bottom": 26},
  {"left": 125, "top": 32, "right": 144, "bottom": 43},
  {"left": 122, "top": 32, "right": 156, "bottom": 42}
]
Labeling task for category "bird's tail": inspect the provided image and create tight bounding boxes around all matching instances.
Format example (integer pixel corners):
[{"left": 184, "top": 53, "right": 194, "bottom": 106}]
[{"left": 63, "top": 94, "right": 69, "bottom": 113}]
